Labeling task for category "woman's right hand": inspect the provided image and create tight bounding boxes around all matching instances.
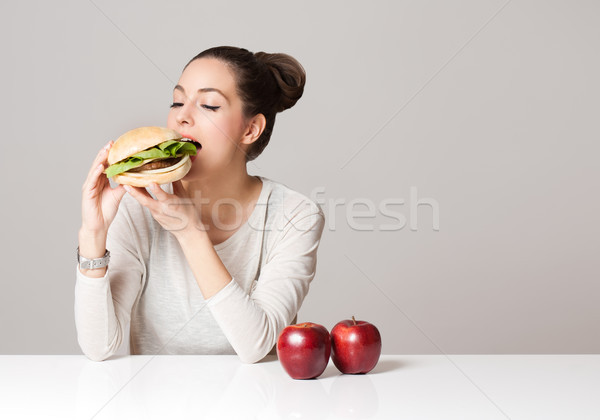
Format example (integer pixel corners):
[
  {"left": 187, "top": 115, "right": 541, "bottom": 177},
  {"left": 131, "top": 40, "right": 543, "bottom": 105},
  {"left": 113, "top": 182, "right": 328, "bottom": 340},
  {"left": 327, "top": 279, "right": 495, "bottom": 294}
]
[{"left": 79, "top": 141, "right": 127, "bottom": 260}]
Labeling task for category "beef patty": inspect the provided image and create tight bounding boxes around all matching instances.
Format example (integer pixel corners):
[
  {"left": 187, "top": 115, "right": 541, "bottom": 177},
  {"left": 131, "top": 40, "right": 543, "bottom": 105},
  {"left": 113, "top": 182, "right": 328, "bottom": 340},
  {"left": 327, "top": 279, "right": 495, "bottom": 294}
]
[{"left": 129, "top": 157, "right": 182, "bottom": 172}]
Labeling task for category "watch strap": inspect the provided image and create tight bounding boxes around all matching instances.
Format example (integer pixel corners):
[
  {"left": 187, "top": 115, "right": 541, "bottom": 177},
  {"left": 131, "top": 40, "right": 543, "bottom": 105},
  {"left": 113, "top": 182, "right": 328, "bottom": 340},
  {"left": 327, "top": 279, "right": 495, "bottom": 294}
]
[{"left": 77, "top": 247, "right": 110, "bottom": 270}]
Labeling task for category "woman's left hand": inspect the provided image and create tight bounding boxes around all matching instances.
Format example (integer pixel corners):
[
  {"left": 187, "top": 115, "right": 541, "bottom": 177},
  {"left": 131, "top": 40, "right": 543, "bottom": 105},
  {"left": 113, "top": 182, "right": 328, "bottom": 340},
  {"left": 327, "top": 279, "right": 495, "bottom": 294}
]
[{"left": 124, "top": 181, "right": 205, "bottom": 237}]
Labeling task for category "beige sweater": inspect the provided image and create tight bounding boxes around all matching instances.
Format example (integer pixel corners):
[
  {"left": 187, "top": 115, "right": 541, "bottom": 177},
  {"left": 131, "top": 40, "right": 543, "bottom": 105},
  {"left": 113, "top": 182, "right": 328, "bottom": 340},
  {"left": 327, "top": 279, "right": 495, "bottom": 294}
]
[{"left": 74, "top": 176, "right": 325, "bottom": 363}]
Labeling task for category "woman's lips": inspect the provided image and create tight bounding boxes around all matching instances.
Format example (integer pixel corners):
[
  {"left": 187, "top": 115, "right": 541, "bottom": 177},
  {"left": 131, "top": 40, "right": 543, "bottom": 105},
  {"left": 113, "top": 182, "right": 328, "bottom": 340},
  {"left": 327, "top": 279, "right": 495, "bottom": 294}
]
[
  {"left": 180, "top": 134, "right": 199, "bottom": 143},
  {"left": 180, "top": 135, "right": 201, "bottom": 162}
]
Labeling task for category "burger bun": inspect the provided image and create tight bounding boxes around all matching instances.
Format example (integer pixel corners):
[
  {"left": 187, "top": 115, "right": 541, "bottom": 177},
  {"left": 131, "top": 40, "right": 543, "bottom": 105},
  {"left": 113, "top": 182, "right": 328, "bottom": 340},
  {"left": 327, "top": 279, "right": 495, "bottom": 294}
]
[
  {"left": 107, "top": 126, "right": 195, "bottom": 187},
  {"left": 108, "top": 127, "right": 183, "bottom": 166}
]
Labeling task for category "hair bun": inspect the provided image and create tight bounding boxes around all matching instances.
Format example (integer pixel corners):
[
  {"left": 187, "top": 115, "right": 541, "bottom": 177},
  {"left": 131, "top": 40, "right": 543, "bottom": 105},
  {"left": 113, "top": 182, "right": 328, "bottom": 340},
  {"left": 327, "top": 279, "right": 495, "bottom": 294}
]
[{"left": 255, "top": 51, "right": 306, "bottom": 112}]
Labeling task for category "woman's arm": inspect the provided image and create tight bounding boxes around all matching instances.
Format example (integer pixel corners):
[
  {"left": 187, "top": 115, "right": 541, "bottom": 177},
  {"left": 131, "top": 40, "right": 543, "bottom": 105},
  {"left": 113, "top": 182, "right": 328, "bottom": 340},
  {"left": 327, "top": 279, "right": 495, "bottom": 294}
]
[
  {"left": 174, "top": 228, "right": 235, "bottom": 298},
  {"left": 123, "top": 181, "right": 234, "bottom": 299},
  {"left": 74, "top": 204, "right": 145, "bottom": 361},
  {"left": 76, "top": 140, "right": 145, "bottom": 361},
  {"left": 78, "top": 140, "right": 126, "bottom": 277},
  {"left": 205, "top": 209, "right": 325, "bottom": 363},
  {"left": 76, "top": 153, "right": 145, "bottom": 362}
]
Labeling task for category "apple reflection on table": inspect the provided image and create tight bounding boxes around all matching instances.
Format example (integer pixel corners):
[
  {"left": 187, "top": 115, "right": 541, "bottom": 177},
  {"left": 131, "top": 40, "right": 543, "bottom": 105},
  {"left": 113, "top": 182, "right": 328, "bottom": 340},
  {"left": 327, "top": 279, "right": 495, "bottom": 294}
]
[{"left": 221, "top": 357, "right": 380, "bottom": 420}]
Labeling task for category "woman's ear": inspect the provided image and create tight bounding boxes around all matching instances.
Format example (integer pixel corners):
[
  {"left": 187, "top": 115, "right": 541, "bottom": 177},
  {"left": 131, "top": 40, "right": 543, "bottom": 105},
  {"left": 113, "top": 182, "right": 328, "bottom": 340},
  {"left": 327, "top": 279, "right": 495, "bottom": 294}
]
[{"left": 241, "top": 114, "right": 266, "bottom": 146}]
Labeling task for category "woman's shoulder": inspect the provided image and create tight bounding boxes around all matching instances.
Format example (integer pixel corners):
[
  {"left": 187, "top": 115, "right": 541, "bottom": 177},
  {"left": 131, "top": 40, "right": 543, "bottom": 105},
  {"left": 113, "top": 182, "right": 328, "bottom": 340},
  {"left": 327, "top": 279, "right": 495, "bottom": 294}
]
[
  {"left": 259, "top": 176, "right": 325, "bottom": 235},
  {"left": 260, "top": 176, "right": 323, "bottom": 217}
]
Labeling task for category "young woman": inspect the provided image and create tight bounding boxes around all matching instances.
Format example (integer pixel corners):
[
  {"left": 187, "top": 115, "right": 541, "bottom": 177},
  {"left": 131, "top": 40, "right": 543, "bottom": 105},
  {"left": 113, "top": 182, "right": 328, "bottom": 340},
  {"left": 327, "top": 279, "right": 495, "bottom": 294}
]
[{"left": 75, "top": 46, "right": 325, "bottom": 363}]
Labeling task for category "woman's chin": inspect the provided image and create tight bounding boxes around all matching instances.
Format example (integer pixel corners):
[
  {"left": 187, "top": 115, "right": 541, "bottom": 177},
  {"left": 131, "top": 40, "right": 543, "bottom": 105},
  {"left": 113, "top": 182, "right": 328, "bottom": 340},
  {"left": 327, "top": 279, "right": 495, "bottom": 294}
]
[
  {"left": 182, "top": 164, "right": 204, "bottom": 181},
  {"left": 182, "top": 170, "right": 197, "bottom": 181}
]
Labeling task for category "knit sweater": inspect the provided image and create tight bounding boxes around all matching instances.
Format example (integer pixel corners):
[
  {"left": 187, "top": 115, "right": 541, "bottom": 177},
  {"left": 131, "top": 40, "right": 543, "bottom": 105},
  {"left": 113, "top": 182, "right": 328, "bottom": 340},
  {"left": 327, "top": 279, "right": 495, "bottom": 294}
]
[{"left": 74, "top": 176, "right": 325, "bottom": 363}]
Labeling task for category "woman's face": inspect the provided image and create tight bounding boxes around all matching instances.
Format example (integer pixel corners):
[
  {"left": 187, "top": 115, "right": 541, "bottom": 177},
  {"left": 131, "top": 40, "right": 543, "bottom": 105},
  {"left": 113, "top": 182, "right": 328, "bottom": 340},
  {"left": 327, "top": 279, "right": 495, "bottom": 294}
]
[{"left": 167, "top": 57, "right": 249, "bottom": 179}]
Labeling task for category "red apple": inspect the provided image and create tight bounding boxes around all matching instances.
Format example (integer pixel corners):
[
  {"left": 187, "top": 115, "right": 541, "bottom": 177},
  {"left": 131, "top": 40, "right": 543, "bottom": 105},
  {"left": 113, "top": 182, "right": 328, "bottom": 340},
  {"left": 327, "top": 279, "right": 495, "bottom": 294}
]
[
  {"left": 330, "top": 316, "right": 382, "bottom": 374},
  {"left": 277, "top": 322, "right": 331, "bottom": 379}
]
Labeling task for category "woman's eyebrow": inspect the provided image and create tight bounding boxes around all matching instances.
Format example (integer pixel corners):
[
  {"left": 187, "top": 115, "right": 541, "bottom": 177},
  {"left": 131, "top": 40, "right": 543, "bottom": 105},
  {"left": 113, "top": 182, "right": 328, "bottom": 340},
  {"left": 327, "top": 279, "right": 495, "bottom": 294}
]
[{"left": 174, "top": 85, "right": 230, "bottom": 104}]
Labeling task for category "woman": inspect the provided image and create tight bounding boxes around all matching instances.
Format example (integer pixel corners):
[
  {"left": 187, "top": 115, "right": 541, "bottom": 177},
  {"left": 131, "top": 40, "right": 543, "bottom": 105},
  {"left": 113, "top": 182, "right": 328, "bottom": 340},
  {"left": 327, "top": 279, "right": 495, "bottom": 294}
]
[{"left": 75, "top": 46, "right": 325, "bottom": 363}]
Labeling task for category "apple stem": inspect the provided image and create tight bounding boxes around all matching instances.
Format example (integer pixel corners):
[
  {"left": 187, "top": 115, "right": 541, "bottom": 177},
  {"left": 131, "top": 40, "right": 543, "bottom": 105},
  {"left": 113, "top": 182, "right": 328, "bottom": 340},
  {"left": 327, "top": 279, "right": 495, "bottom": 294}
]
[{"left": 352, "top": 316, "right": 357, "bottom": 326}]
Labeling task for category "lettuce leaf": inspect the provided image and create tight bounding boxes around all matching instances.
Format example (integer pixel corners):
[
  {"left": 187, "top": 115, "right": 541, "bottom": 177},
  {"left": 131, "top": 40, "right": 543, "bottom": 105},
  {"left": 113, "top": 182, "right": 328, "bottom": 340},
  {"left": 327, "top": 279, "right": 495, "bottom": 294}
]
[{"left": 104, "top": 140, "right": 197, "bottom": 178}]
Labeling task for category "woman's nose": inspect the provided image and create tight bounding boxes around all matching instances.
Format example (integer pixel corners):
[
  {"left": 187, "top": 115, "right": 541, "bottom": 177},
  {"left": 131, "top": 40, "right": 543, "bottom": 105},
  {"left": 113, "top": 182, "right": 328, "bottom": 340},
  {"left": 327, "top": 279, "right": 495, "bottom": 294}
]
[{"left": 175, "top": 103, "right": 194, "bottom": 126}]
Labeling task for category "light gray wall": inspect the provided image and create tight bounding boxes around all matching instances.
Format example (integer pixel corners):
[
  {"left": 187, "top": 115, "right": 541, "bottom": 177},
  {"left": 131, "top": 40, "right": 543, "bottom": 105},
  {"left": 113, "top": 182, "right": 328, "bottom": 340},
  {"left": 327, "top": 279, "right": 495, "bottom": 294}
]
[{"left": 0, "top": 0, "right": 598, "bottom": 354}]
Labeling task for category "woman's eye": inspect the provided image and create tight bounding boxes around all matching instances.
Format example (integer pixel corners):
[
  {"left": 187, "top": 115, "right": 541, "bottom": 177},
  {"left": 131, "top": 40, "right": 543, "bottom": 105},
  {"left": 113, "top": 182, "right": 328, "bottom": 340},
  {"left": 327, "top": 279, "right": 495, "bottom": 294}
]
[{"left": 170, "top": 102, "right": 220, "bottom": 111}]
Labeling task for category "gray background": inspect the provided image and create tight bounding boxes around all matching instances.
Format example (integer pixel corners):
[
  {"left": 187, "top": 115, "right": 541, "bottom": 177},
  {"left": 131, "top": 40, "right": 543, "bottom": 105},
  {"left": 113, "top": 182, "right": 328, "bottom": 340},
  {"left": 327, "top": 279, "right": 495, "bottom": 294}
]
[{"left": 0, "top": 0, "right": 598, "bottom": 354}]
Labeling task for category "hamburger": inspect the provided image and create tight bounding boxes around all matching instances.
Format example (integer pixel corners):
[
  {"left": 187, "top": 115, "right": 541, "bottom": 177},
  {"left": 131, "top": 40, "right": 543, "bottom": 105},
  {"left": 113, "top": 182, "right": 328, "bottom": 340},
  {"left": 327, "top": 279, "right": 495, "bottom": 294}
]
[{"left": 104, "top": 126, "right": 201, "bottom": 187}]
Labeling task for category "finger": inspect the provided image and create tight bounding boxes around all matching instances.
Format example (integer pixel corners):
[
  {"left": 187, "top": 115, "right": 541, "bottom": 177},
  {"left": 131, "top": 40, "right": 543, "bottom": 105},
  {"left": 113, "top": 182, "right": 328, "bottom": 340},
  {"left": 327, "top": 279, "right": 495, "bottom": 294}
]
[
  {"left": 148, "top": 183, "right": 170, "bottom": 201},
  {"left": 85, "top": 141, "right": 112, "bottom": 184},
  {"left": 83, "top": 161, "right": 108, "bottom": 197},
  {"left": 84, "top": 151, "right": 107, "bottom": 187},
  {"left": 172, "top": 180, "right": 189, "bottom": 198},
  {"left": 124, "top": 185, "right": 158, "bottom": 210},
  {"left": 111, "top": 184, "right": 127, "bottom": 203},
  {"left": 91, "top": 141, "right": 112, "bottom": 171}
]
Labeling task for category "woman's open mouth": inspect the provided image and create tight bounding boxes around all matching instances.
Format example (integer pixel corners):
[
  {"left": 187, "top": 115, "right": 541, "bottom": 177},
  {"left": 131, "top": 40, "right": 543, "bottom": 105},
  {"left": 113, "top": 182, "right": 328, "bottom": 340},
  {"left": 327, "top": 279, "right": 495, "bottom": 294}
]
[{"left": 180, "top": 137, "right": 202, "bottom": 162}]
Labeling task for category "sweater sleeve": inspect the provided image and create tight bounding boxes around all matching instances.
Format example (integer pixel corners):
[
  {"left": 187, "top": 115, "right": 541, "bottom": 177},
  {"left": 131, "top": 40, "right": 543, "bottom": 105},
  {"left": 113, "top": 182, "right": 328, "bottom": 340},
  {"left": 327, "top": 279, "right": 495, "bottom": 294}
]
[
  {"left": 74, "top": 202, "right": 145, "bottom": 361},
  {"left": 207, "top": 207, "right": 325, "bottom": 364}
]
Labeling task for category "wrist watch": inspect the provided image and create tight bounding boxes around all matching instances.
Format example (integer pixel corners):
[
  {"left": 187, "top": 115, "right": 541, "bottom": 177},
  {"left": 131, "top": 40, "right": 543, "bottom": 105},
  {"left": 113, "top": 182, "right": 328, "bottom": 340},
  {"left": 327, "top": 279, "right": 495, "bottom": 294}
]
[{"left": 77, "top": 247, "right": 110, "bottom": 270}]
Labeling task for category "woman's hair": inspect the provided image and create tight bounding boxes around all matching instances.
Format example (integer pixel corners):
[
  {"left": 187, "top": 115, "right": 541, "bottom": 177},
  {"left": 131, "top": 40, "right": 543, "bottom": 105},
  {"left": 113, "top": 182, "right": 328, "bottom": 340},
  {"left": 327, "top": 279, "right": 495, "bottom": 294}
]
[{"left": 184, "top": 46, "right": 306, "bottom": 161}]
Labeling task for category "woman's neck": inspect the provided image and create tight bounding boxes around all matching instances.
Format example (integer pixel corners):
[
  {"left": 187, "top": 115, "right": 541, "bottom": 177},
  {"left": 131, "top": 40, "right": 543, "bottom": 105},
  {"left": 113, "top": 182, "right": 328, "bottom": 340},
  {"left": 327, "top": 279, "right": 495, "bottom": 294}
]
[{"left": 181, "top": 167, "right": 261, "bottom": 231}]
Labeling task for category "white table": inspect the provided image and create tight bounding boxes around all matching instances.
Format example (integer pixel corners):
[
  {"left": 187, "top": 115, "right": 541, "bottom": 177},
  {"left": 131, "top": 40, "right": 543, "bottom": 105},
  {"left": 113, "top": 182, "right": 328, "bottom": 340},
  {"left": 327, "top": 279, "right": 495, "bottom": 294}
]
[{"left": 0, "top": 354, "right": 598, "bottom": 419}]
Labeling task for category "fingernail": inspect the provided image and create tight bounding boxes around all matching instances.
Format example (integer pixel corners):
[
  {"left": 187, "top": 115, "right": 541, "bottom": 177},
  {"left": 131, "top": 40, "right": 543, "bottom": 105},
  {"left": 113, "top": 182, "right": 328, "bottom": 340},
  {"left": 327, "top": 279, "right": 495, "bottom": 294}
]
[{"left": 124, "top": 185, "right": 131, "bottom": 192}]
